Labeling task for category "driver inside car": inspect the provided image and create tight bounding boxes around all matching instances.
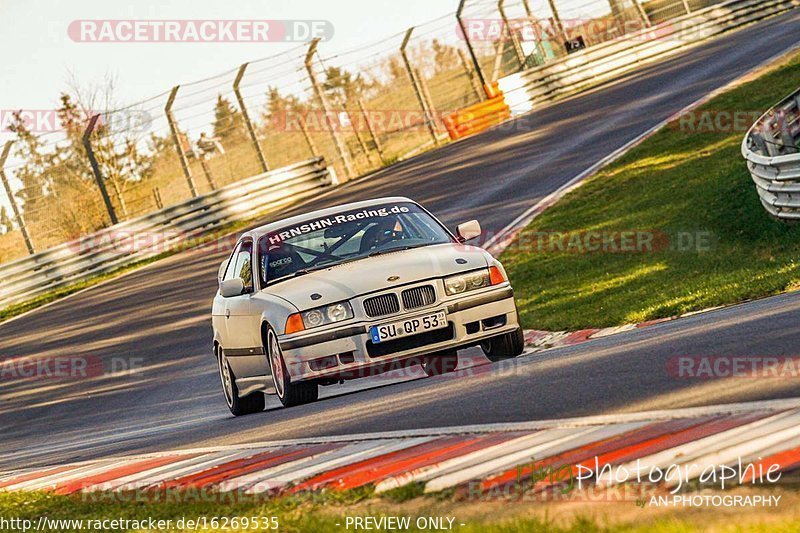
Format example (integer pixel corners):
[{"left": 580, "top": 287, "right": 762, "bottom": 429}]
[{"left": 359, "top": 216, "right": 406, "bottom": 254}]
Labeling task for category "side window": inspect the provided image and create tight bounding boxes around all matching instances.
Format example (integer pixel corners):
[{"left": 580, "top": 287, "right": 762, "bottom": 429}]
[{"left": 223, "top": 241, "right": 254, "bottom": 292}]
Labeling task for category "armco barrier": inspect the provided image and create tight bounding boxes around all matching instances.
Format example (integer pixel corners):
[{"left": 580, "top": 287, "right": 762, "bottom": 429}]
[
  {"left": 0, "top": 158, "right": 333, "bottom": 310},
  {"left": 742, "top": 88, "right": 800, "bottom": 219},
  {"left": 498, "top": 0, "right": 800, "bottom": 115},
  {"left": 443, "top": 83, "right": 511, "bottom": 140}
]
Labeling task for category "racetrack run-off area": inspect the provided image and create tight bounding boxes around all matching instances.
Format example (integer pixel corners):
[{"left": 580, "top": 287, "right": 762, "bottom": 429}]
[{"left": 1, "top": 9, "right": 800, "bottom": 493}]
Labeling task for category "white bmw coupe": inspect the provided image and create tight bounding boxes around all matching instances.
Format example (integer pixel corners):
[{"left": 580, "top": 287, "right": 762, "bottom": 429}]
[{"left": 212, "top": 197, "right": 523, "bottom": 415}]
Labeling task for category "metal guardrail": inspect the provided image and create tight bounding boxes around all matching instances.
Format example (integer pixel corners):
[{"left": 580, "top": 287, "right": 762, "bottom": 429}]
[
  {"left": 742, "top": 88, "right": 800, "bottom": 219},
  {"left": 498, "top": 0, "right": 800, "bottom": 115},
  {"left": 0, "top": 158, "right": 333, "bottom": 310}
]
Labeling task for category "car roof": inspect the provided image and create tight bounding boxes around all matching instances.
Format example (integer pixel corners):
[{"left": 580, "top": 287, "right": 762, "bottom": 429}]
[{"left": 241, "top": 196, "right": 418, "bottom": 241}]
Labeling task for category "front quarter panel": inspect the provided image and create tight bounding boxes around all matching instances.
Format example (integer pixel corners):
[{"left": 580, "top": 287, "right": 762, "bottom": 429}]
[{"left": 252, "top": 292, "right": 300, "bottom": 336}]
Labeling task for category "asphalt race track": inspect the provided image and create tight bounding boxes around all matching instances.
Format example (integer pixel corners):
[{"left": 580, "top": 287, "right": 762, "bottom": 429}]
[{"left": 2, "top": 11, "right": 800, "bottom": 471}]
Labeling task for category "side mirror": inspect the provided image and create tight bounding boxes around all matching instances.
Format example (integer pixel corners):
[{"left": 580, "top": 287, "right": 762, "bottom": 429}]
[
  {"left": 217, "top": 259, "right": 229, "bottom": 283},
  {"left": 456, "top": 220, "right": 481, "bottom": 242},
  {"left": 220, "top": 278, "right": 245, "bottom": 298}
]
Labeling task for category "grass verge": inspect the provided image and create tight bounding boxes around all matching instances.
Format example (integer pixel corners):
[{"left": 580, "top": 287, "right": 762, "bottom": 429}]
[
  {"left": 2, "top": 487, "right": 799, "bottom": 532},
  {"left": 501, "top": 50, "right": 800, "bottom": 331}
]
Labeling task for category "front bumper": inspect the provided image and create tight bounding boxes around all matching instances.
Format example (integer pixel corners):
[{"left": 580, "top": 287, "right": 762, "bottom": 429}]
[{"left": 279, "top": 285, "right": 519, "bottom": 382}]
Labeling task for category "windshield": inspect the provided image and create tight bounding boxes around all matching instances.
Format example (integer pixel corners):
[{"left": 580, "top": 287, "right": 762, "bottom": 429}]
[{"left": 257, "top": 202, "right": 453, "bottom": 286}]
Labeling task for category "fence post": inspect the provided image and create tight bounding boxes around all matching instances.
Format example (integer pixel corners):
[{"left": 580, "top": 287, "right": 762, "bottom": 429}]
[
  {"left": 358, "top": 98, "right": 386, "bottom": 165},
  {"left": 165, "top": 85, "right": 199, "bottom": 197},
  {"left": 82, "top": 115, "right": 119, "bottom": 226},
  {"left": 298, "top": 117, "right": 319, "bottom": 158},
  {"left": 0, "top": 141, "right": 35, "bottom": 255},
  {"left": 401, "top": 27, "right": 439, "bottom": 145},
  {"left": 520, "top": 0, "right": 552, "bottom": 65},
  {"left": 458, "top": 48, "right": 485, "bottom": 101},
  {"left": 234, "top": 62, "right": 270, "bottom": 173},
  {"left": 546, "top": 0, "right": 569, "bottom": 43},
  {"left": 305, "top": 38, "right": 355, "bottom": 180},
  {"left": 498, "top": 0, "right": 527, "bottom": 70},
  {"left": 416, "top": 68, "right": 441, "bottom": 134},
  {"left": 457, "top": 0, "right": 488, "bottom": 90},
  {"left": 634, "top": 1, "right": 652, "bottom": 27}
]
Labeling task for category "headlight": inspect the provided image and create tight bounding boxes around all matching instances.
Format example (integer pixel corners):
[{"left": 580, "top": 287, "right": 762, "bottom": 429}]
[
  {"left": 444, "top": 269, "right": 490, "bottom": 295},
  {"left": 285, "top": 301, "right": 354, "bottom": 334},
  {"left": 444, "top": 267, "right": 505, "bottom": 295}
]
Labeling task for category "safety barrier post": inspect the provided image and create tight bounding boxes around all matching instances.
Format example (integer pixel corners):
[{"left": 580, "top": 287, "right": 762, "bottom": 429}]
[
  {"left": 165, "top": 85, "right": 199, "bottom": 197},
  {"left": 234, "top": 62, "right": 270, "bottom": 173},
  {"left": 0, "top": 141, "right": 35, "bottom": 254},
  {"left": 83, "top": 115, "right": 119, "bottom": 225}
]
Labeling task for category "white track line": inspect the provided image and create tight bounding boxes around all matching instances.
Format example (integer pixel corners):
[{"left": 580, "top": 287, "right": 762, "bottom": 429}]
[
  {"left": 423, "top": 423, "right": 644, "bottom": 493},
  {"left": 82, "top": 452, "right": 222, "bottom": 492},
  {"left": 7, "top": 460, "right": 131, "bottom": 492},
  {"left": 597, "top": 409, "right": 800, "bottom": 486},
  {"left": 235, "top": 438, "right": 436, "bottom": 494}
]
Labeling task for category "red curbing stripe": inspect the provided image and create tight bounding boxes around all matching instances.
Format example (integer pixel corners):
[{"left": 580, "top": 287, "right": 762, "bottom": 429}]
[
  {"left": 0, "top": 465, "right": 77, "bottom": 490},
  {"left": 290, "top": 436, "right": 481, "bottom": 493},
  {"left": 54, "top": 455, "right": 200, "bottom": 495},
  {"left": 329, "top": 432, "right": 530, "bottom": 491},
  {"left": 570, "top": 413, "right": 769, "bottom": 478},
  {"left": 478, "top": 418, "right": 709, "bottom": 492},
  {"left": 560, "top": 329, "right": 600, "bottom": 346},
  {"left": 161, "top": 443, "right": 342, "bottom": 489},
  {"left": 741, "top": 446, "right": 800, "bottom": 483}
]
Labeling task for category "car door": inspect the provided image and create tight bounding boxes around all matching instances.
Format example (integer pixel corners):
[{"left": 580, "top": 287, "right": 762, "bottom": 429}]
[{"left": 222, "top": 239, "right": 261, "bottom": 352}]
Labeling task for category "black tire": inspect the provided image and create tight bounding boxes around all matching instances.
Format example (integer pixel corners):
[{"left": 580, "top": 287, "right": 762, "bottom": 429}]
[
  {"left": 481, "top": 327, "right": 525, "bottom": 362},
  {"left": 421, "top": 349, "right": 459, "bottom": 377},
  {"left": 266, "top": 326, "right": 318, "bottom": 407},
  {"left": 217, "top": 346, "right": 265, "bottom": 416}
]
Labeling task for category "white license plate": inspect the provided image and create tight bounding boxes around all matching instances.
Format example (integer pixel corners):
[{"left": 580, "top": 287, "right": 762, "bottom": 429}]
[{"left": 369, "top": 310, "right": 447, "bottom": 344}]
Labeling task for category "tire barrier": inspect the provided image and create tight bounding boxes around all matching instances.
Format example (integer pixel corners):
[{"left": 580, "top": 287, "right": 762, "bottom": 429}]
[{"left": 742, "top": 87, "right": 800, "bottom": 220}]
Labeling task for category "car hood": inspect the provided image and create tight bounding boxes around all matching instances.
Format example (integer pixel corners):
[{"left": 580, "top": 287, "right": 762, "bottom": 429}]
[{"left": 262, "top": 243, "right": 490, "bottom": 310}]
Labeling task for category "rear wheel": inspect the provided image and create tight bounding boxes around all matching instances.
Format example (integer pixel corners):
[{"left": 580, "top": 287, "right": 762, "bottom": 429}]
[
  {"left": 217, "top": 346, "right": 265, "bottom": 416},
  {"left": 421, "top": 349, "right": 459, "bottom": 377},
  {"left": 481, "top": 327, "right": 525, "bottom": 362},
  {"left": 266, "top": 326, "right": 318, "bottom": 407}
]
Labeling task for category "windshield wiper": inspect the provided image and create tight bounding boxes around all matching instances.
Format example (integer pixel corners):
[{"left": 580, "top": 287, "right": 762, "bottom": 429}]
[{"left": 368, "top": 243, "right": 430, "bottom": 257}]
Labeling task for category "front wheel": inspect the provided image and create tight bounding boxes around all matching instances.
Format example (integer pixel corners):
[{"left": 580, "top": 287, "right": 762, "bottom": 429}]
[
  {"left": 266, "top": 326, "right": 318, "bottom": 407},
  {"left": 481, "top": 327, "right": 525, "bottom": 362},
  {"left": 217, "top": 347, "right": 265, "bottom": 416}
]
